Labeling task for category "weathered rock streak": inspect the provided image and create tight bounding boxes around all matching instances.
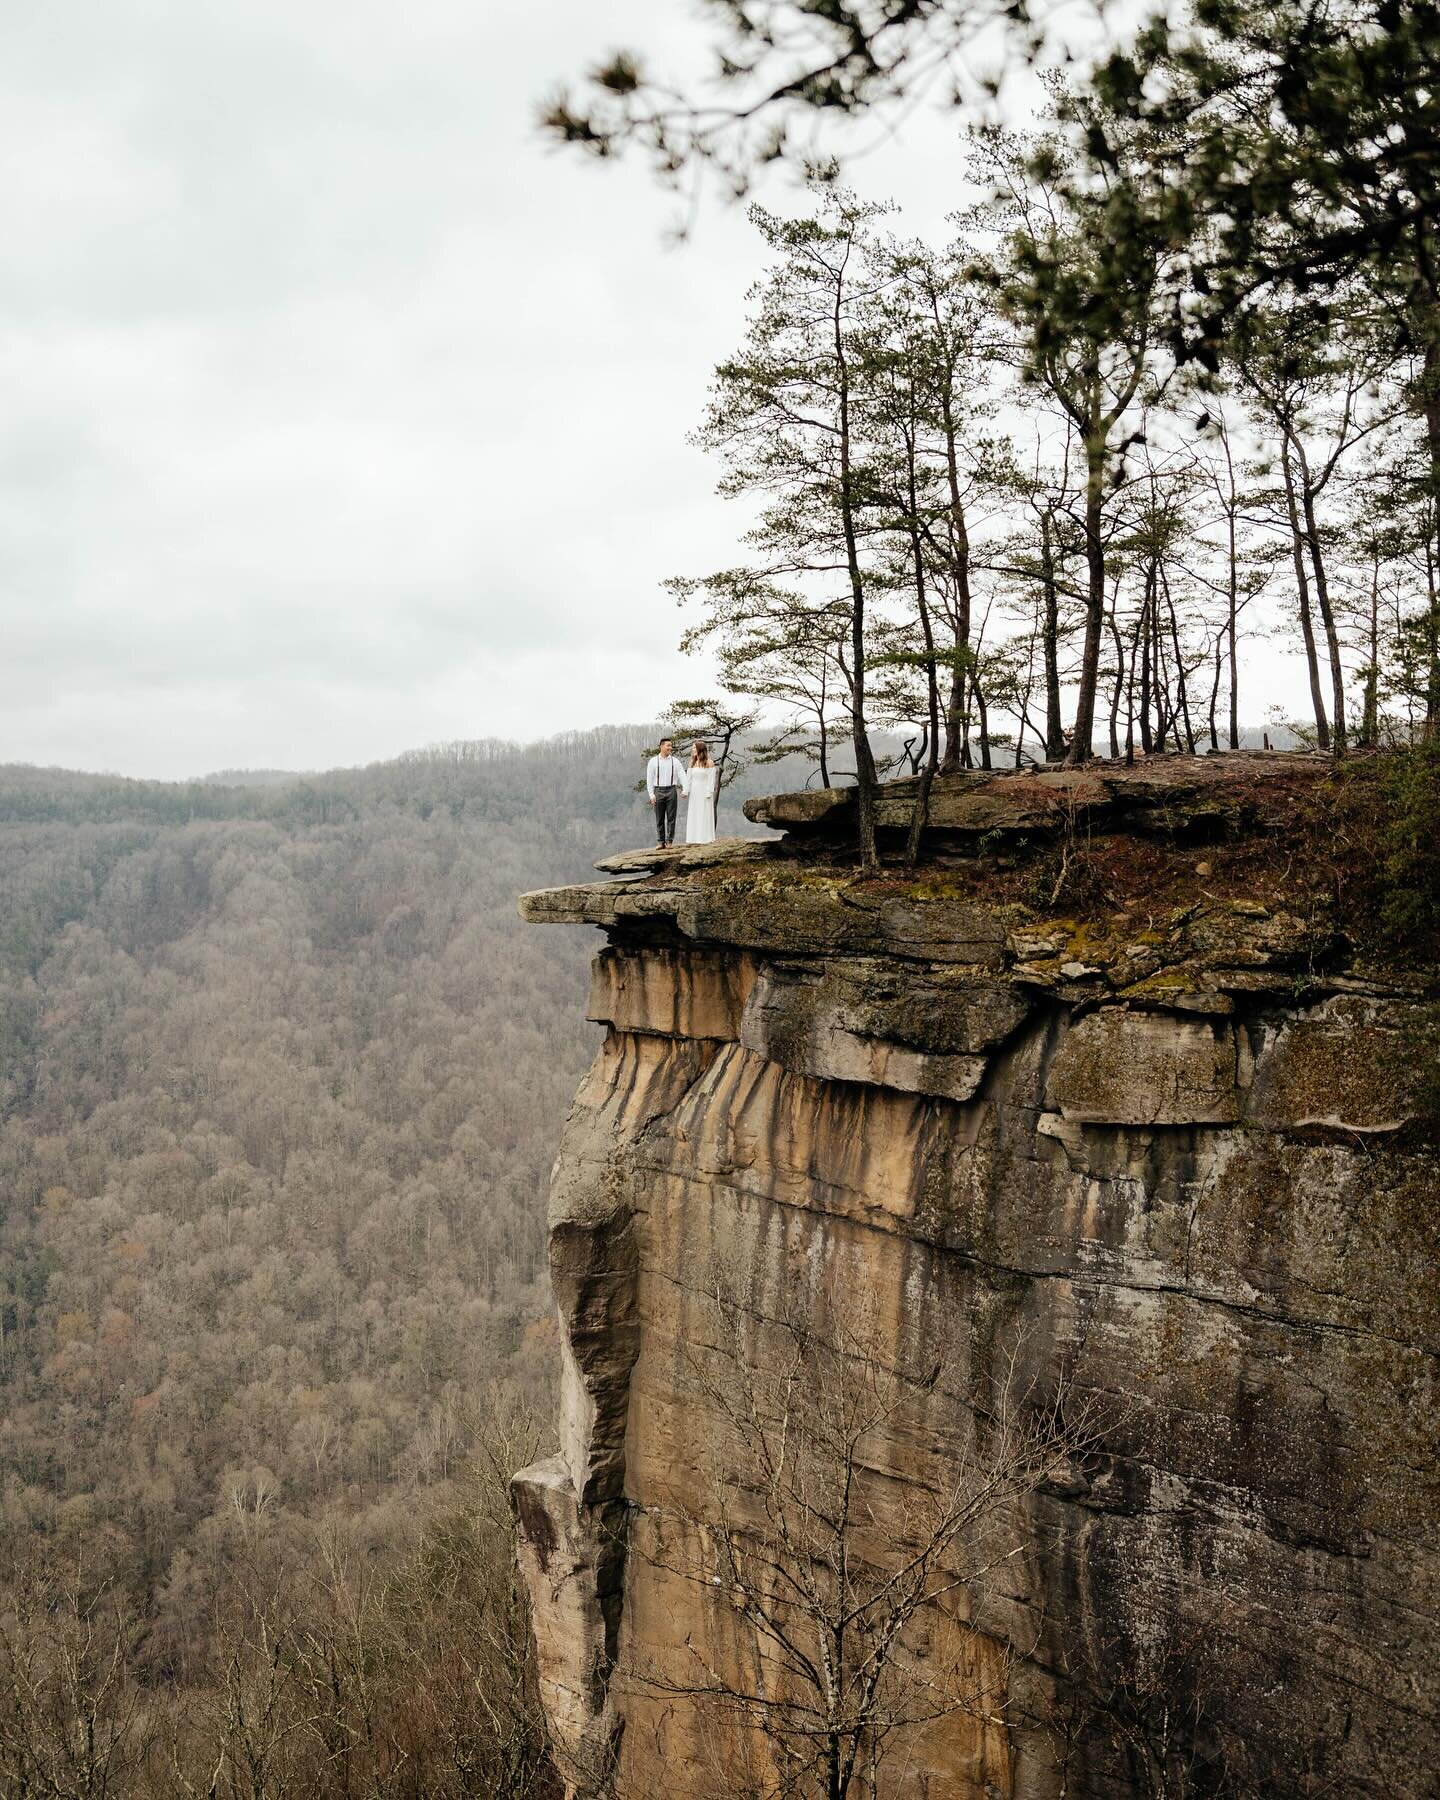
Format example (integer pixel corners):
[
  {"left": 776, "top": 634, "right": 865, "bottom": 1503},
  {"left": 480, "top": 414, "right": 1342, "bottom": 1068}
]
[{"left": 513, "top": 766, "right": 1438, "bottom": 1798}]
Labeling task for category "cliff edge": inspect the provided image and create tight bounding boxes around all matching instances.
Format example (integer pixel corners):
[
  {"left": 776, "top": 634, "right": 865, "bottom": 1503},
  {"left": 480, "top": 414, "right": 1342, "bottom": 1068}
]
[{"left": 512, "top": 753, "right": 1438, "bottom": 1798}]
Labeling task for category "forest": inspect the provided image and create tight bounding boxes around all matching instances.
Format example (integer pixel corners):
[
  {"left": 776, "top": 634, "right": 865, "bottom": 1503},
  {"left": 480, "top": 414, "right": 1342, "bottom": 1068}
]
[
  {"left": 555, "top": 0, "right": 1440, "bottom": 868},
  {"left": 0, "top": 729, "right": 792, "bottom": 1796}
]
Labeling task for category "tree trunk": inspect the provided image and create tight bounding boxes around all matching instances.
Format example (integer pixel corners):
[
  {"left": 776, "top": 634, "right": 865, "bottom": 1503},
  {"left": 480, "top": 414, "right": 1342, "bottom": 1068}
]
[
  {"left": 835, "top": 307, "right": 877, "bottom": 869},
  {"left": 1228, "top": 583, "right": 1240, "bottom": 749},
  {"left": 1015, "top": 628, "right": 1037, "bottom": 768},
  {"left": 1153, "top": 590, "right": 1173, "bottom": 752},
  {"left": 1108, "top": 606, "right": 1125, "bottom": 759},
  {"left": 976, "top": 677, "right": 992, "bottom": 769},
  {"left": 906, "top": 507, "right": 940, "bottom": 867},
  {"left": 1125, "top": 607, "right": 1142, "bottom": 765},
  {"left": 1222, "top": 428, "right": 1241, "bottom": 748},
  {"left": 1297, "top": 458, "right": 1347, "bottom": 755},
  {"left": 1039, "top": 510, "right": 1066, "bottom": 760},
  {"left": 1108, "top": 594, "right": 1130, "bottom": 756},
  {"left": 1280, "top": 444, "right": 1331, "bottom": 750},
  {"left": 1163, "top": 569, "right": 1196, "bottom": 754},
  {"left": 942, "top": 647, "right": 967, "bottom": 774},
  {"left": 1208, "top": 632, "right": 1223, "bottom": 752},
  {"left": 1139, "top": 566, "right": 1155, "bottom": 755},
  {"left": 1064, "top": 429, "right": 1107, "bottom": 766},
  {"left": 1361, "top": 549, "right": 1380, "bottom": 749},
  {"left": 1426, "top": 527, "right": 1440, "bottom": 740},
  {"left": 1414, "top": 280, "right": 1440, "bottom": 738},
  {"left": 939, "top": 388, "right": 973, "bottom": 772},
  {"left": 712, "top": 727, "right": 734, "bottom": 832}
]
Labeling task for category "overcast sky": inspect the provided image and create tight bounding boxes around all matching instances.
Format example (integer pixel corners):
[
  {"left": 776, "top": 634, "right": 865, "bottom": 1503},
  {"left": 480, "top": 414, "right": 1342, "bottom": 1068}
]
[{"left": 1, "top": 1, "right": 1304, "bottom": 779}]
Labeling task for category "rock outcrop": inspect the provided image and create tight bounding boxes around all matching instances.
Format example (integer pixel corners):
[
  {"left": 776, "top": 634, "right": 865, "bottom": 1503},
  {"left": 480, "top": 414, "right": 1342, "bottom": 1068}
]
[{"left": 513, "top": 756, "right": 1439, "bottom": 1798}]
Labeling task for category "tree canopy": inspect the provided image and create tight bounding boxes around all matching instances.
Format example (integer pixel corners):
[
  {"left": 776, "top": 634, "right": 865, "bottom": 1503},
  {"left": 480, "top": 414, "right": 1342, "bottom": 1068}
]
[{"left": 551, "top": 0, "right": 1440, "bottom": 863}]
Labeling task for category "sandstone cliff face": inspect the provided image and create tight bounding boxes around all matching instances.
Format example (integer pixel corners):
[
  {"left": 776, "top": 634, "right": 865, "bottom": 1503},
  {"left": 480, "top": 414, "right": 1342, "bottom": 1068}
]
[{"left": 513, "top": 758, "right": 1439, "bottom": 1799}]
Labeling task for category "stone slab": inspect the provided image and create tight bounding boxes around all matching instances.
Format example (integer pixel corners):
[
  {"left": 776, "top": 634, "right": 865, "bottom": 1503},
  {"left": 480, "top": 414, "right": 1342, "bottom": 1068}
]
[
  {"left": 739, "top": 957, "right": 1033, "bottom": 1100},
  {"left": 1249, "top": 993, "right": 1439, "bottom": 1133},
  {"left": 1045, "top": 1007, "right": 1243, "bottom": 1125},
  {"left": 587, "top": 946, "right": 757, "bottom": 1041},
  {"left": 593, "top": 837, "right": 780, "bottom": 874}
]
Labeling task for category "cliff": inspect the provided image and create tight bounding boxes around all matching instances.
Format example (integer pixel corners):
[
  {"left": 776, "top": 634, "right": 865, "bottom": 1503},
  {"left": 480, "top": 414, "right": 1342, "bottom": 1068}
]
[{"left": 512, "top": 753, "right": 1439, "bottom": 1798}]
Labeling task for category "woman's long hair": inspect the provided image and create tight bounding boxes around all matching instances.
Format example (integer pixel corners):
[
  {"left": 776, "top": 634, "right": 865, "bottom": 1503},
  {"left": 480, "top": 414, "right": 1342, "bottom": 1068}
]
[{"left": 690, "top": 741, "right": 714, "bottom": 768}]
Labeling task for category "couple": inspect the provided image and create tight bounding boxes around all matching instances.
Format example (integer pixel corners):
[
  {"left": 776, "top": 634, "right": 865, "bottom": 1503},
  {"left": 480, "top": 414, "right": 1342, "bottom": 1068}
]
[{"left": 645, "top": 738, "right": 718, "bottom": 849}]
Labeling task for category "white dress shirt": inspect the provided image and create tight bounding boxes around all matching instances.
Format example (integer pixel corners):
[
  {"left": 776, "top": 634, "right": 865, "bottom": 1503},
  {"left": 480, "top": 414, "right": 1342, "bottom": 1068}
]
[{"left": 646, "top": 754, "right": 690, "bottom": 799}]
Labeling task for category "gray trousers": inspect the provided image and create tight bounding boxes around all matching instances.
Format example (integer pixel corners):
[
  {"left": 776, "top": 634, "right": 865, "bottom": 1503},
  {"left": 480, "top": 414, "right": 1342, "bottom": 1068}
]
[{"left": 654, "top": 786, "right": 679, "bottom": 844}]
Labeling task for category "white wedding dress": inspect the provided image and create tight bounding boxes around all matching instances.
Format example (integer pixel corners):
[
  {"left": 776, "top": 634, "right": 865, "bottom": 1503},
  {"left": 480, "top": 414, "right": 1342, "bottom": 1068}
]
[{"left": 685, "top": 766, "right": 718, "bottom": 844}]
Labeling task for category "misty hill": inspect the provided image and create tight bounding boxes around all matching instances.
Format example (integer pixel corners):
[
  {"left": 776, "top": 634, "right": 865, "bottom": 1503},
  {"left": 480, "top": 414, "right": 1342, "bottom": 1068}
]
[
  {"left": 198, "top": 768, "right": 313, "bottom": 788},
  {"left": 2, "top": 726, "right": 688, "bottom": 827}
]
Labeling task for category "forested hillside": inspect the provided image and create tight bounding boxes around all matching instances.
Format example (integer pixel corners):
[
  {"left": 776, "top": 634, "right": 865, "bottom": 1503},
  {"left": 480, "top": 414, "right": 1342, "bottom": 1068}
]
[{"left": 0, "top": 726, "right": 780, "bottom": 1793}]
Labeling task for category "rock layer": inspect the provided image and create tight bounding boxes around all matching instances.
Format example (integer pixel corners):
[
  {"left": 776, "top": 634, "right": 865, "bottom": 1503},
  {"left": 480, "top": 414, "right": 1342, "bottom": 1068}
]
[{"left": 513, "top": 761, "right": 1439, "bottom": 1798}]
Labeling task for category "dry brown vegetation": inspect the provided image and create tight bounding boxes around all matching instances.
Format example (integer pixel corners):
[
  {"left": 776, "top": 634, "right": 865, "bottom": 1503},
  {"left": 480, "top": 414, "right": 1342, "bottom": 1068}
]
[{"left": 0, "top": 728, "right": 801, "bottom": 1795}]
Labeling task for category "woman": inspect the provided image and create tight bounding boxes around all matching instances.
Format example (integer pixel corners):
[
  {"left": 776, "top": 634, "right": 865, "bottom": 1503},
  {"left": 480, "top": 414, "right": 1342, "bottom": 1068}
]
[{"left": 684, "top": 741, "right": 718, "bottom": 845}]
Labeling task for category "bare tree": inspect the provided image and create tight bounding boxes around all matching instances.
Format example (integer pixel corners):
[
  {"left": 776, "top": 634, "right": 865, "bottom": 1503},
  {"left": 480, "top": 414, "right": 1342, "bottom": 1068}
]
[
  {"left": 975, "top": 111, "right": 1170, "bottom": 765},
  {"left": 0, "top": 1567, "right": 153, "bottom": 1800},
  {"left": 1032, "top": 1612, "right": 1311, "bottom": 1800},
  {"left": 624, "top": 1282, "right": 1092, "bottom": 1800},
  {"left": 1232, "top": 294, "right": 1402, "bottom": 755}
]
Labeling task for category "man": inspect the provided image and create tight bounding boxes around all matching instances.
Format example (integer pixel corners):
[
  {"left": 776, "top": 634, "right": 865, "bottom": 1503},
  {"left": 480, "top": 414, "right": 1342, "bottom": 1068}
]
[{"left": 645, "top": 738, "right": 689, "bottom": 849}]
